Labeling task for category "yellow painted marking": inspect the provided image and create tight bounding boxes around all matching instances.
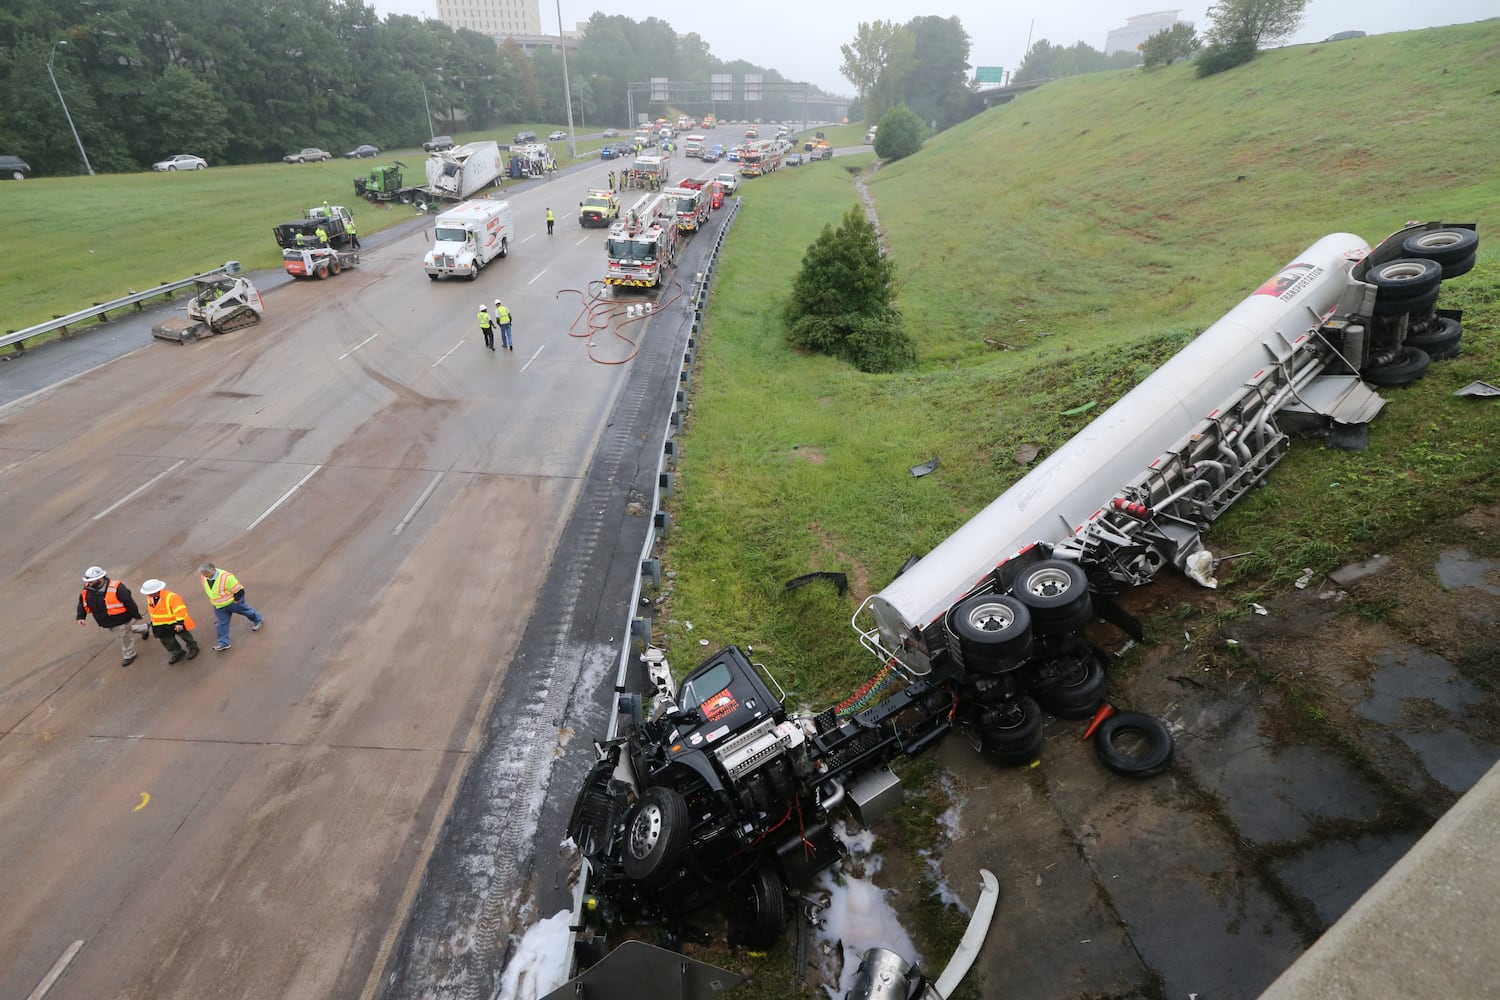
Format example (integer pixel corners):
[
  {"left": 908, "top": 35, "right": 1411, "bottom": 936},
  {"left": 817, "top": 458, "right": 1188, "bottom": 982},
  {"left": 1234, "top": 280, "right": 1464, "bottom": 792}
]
[{"left": 134, "top": 792, "right": 150, "bottom": 812}]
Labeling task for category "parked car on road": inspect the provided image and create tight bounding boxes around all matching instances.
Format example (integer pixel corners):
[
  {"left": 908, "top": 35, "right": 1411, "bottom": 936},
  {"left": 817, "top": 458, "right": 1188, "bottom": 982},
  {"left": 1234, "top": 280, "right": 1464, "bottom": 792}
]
[
  {"left": 284, "top": 147, "right": 332, "bottom": 163},
  {"left": 715, "top": 172, "right": 739, "bottom": 195},
  {"left": 548, "top": 130, "right": 567, "bottom": 141},
  {"left": 153, "top": 153, "right": 207, "bottom": 171},
  {"left": 786, "top": 153, "right": 803, "bottom": 167},
  {"left": 343, "top": 144, "right": 380, "bottom": 159},
  {"left": 513, "top": 130, "right": 538, "bottom": 144},
  {"left": 0, "top": 155, "right": 31, "bottom": 180},
  {"left": 423, "top": 135, "right": 454, "bottom": 153}
]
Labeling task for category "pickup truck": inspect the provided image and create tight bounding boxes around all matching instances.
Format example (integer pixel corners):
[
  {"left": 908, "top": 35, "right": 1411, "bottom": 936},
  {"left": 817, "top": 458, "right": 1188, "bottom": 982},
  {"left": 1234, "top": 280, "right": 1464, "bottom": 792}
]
[{"left": 284, "top": 147, "right": 332, "bottom": 163}]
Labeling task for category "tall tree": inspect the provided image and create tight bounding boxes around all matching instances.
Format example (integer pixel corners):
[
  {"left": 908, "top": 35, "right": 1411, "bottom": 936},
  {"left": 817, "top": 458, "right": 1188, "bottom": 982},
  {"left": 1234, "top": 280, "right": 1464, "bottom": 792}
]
[
  {"left": 1205, "top": 0, "right": 1309, "bottom": 49},
  {"left": 840, "top": 20, "right": 898, "bottom": 118},
  {"left": 1141, "top": 23, "right": 1201, "bottom": 68},
  {"left": 902, "top": 16, "right": 972, "bottom": 129}
]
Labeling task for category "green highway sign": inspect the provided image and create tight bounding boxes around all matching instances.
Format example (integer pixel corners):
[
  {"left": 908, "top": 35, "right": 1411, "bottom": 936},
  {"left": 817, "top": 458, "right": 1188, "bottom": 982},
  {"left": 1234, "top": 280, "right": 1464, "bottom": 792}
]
[{"left": 976, "top": 66, "right": 1004, "bottom": 84}]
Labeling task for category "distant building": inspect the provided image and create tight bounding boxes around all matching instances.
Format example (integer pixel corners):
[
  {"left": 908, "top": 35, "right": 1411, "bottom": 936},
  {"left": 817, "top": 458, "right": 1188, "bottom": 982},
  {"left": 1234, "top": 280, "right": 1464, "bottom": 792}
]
[
  {"left": 1106, "top": 10, "right": 1192, "bottom": 56},
  {"left": 435, "top": 0, "right": 542, "bottom": 39}
]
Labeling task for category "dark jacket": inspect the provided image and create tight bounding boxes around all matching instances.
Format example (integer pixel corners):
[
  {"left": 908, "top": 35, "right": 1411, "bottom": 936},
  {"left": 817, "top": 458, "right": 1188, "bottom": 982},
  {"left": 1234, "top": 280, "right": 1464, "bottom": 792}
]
[{"left": 77, "top": 580, "right": 142, "bottom": 627}]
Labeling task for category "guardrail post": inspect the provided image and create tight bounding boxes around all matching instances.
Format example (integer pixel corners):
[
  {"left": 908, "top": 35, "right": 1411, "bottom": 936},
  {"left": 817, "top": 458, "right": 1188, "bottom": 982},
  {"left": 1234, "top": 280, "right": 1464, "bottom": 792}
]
[
  {"left": 658, "top": 471, "right": 674, "bottom": 497},
  {"left": 641, "top": 557, "right": 662, "bottom": 590},
  {"left": 654, "top": 511, "right": 671, "bottom": 537}
]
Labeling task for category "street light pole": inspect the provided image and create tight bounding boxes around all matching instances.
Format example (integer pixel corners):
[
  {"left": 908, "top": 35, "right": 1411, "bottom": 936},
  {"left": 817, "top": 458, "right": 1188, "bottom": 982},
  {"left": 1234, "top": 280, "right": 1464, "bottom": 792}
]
[
  {"left": 555, "top": 0, "right": 576, "bottom": 157},
  {"left": 421, "top": 78, "right": 435, "bottom": 140},
  {"left": 47, "top": 40, "right": 94, "bottom": 176}
]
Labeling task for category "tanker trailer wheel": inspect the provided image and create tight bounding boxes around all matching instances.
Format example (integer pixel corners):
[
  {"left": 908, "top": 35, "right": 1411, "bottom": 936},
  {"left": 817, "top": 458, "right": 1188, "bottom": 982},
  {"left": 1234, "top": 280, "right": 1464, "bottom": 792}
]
[
  {"left": 1406, "top": 316, "right": 1461, "bottom": 361},
  {"left": 1363, "top": 345, "right": 1431, "bottom": 386},
  {"left": 621, "top": 786, "right": 689, "bottom": 884},
  {"left": 1029, "top": 647, "right": 1108, "bottom": 720},
  {"left": 1013, "top": 559, "right": 1092, "bottom": 634},
  {"left": 946, "top": 593, "right": 1033, "bottom": 673},
  {"left": 976, "top": 696, "right": 1044, "bottom": 765},
  {"left": 1365, "top": 258, "right": 1442, "bottom": 300},
  {"left": 1371, "top": 284, "right": 1439, "bottom": 317},
  {"left": 1093, "top": 711, "right": 1174, "bottom": 778},
  {"left": 730, "top": 863, "right": 787, "bottom": 948},
  {"left": 1401, "top": 229, "right": 1479, "bottom": 275}
]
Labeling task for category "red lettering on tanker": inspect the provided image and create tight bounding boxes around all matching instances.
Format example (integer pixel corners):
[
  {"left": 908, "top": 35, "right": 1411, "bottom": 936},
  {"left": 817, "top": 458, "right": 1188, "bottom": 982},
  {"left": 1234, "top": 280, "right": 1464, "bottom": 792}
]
[
  {"left": 1254, "top": 262, "right": 1325, "bottom": 301},
  {"left": 701, "top": 688, "right": 739, "bottom": 722}
]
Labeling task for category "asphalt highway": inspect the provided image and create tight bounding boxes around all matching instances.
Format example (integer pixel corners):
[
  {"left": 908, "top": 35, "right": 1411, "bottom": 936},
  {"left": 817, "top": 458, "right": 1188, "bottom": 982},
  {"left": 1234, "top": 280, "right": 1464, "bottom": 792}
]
[{"left": 0, "top": 153, "right": 729, "bottom": 1000}]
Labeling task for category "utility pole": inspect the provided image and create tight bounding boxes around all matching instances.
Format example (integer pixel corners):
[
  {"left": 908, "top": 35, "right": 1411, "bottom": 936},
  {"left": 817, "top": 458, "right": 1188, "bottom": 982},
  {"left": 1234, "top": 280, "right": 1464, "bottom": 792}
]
[
  {"left": 48, "top": 40, "right": 94, "bottom": 176},
  {"left": 556, "top": 0, "right": 576, "bottom": 157}
]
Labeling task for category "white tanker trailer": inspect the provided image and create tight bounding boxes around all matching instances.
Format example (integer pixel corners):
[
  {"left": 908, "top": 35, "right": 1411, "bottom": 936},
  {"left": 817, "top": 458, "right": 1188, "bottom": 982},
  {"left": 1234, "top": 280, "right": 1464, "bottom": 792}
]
[{"left": 858, "top": 221, "right": 1479, "bottom": 678}]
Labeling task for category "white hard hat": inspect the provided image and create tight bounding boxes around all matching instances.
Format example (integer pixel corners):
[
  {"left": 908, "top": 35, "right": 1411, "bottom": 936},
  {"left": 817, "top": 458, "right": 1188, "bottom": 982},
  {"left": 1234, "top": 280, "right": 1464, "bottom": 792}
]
[
  {"left": 479, "top": 302, "right": 487, "bottom": 308},
  {"left": 83, "top": 566, "right": 107, "bottom": 582},
  {"left": 141, "top": 579, "right": 166, "bottom": 595}
]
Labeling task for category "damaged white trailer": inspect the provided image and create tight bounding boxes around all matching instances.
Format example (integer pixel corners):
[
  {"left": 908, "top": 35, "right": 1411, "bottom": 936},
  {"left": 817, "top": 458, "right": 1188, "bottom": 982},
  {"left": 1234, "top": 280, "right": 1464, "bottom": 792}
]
[
  {"left": 559, "top": 221, "right": 1479, "bottom": 999},
  {"left": 858, "top": 221, "right": 1478, "bottom": 678}
]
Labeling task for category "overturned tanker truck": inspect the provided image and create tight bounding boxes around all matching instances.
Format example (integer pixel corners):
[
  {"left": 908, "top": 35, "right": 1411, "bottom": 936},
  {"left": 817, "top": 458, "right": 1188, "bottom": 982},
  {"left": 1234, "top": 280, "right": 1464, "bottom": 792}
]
[{"left": 563, "top": 221, "right": 1480, "bottom": 983}]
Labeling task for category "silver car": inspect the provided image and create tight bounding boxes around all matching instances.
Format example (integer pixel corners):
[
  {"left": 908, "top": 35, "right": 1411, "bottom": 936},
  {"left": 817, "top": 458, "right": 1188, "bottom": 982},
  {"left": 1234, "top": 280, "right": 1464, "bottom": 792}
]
[{"left": 153, "top": 154, "right": 207, "bottom": 171}]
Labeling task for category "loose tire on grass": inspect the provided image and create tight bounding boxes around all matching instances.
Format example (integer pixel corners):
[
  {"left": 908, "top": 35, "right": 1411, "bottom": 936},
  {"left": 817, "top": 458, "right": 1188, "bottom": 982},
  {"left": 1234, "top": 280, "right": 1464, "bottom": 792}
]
[
  {"left": 1401, "top": 228, "right": 1479, "bottom": 269},
  {"left": 1365, "top": 258, "right": 1443, "bottom": 300},
  {"left": 1363, "top": 346, "right": 1431, "bottom": 386},
  {"left": 732, "top": 862, "right": 788, "bottom": 948},
  {"left": 1093, "top": 711, "right": 1174, "bottom": 778},
  {"left": 946, "top": 593, "right": 1033, "bottom": 673},
  {"left": 621, "top": 786, "right": 689, "bottom": 884},
  {"left": 977, "top": 696, "right": 1044, "bottom": 766}
]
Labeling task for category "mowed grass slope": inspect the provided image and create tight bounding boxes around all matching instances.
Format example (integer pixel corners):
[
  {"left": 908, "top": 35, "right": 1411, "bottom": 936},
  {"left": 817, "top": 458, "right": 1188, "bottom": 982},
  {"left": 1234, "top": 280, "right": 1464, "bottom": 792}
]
[
  {"left": 0, "top": 128, "right": 598, "bottom": 334},
  {"left": 660, "top": 21, "right": 1500, "bottom": 700}
]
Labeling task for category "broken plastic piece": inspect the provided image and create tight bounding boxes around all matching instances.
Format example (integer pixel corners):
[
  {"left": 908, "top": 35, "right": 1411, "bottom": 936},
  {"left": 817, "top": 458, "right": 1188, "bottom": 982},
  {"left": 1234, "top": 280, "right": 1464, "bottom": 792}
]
[
  {"left": 910, "top": 457, "right": 940, "bottom": 477},
  {"left": 1294, "top": 568, "right": 1315, "bottom": 589},
  {"left": 1061, "top": 400, "right": 1097, "bottom": 416},
  {"left": 1183, "top": 550, "right": 1218, "bottom": 588},
  {"left": 931, "top": 869, "right": 1000, "bottom": 997},
  {"left": 1251, "top": 603, "right": 1267, "bottom": 616},
  {"left": 1455, "top": 380, "right": 1500, "bottom": 398}
]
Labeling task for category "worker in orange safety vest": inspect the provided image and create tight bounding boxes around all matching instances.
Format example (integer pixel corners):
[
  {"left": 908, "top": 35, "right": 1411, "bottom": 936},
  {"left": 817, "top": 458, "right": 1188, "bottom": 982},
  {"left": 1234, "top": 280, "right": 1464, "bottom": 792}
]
[
  {"left": 77, "top": 565, "right": 145, "bottom": 667},
  {"left": 141, "top": 579, "right": 201, "bottom": 664}
]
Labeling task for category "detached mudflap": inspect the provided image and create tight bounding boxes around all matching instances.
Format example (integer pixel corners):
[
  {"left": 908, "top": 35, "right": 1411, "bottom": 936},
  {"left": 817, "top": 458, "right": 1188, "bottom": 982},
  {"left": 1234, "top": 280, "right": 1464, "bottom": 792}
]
[{"left": 151, "top": 318, "right": 207, "bottom": 343}]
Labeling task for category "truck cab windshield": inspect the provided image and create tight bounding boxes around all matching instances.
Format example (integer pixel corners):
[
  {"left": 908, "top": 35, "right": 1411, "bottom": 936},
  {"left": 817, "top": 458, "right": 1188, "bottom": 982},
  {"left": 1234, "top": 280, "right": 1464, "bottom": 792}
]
[
  {"left": 435, "top": 226, "right": 469, "bottom": 243},
  {"left": 607, "top": 238, "right": 655, "bottom": 262}
]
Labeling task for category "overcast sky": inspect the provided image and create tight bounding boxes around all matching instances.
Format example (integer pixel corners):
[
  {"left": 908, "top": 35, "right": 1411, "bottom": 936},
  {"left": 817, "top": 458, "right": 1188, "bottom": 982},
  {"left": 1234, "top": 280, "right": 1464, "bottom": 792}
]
[{"left": 366, "top": 0, "right": 1495, "bottom": 96}]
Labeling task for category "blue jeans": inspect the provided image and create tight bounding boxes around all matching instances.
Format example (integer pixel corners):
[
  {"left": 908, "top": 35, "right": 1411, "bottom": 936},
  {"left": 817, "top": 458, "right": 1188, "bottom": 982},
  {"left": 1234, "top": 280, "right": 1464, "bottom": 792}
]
[
  {"left": 500, "top": 322, "right": 512, "bottom": 348},
  {"left": 213, "top": 599, "right": 262, "bottom": 645}
]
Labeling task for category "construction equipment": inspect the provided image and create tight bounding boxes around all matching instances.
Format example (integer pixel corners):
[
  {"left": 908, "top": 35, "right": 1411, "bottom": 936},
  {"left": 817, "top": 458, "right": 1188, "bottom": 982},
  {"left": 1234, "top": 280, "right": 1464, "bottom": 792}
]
[
  {"left": 151, "top": 273, "right": 264, "bottom": 343},
  {"left": 272, "top": 206, "right": 360, "bottom": 280}
]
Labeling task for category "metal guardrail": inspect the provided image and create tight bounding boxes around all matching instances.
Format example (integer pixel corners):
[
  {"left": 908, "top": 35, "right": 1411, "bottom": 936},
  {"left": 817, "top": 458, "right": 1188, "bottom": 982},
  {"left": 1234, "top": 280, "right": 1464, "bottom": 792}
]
[{"left": 2, "top": 260, "right": 243, "bottom": 353}]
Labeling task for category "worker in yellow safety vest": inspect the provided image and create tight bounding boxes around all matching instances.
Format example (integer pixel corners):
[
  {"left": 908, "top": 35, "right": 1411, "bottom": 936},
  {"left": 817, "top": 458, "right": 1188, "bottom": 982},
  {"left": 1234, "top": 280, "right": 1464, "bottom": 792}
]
[
  {"left": 140, "top": 579, "right": 200, "bottom": 663},
  {"left": 199, "top": 562, "right": 263, "bottom": 651}
]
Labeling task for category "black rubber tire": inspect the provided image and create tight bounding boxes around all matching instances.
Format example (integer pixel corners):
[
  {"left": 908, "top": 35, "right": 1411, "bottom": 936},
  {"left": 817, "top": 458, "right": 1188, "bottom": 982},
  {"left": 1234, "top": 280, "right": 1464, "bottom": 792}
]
[
  {"left": 314, "top": 265, "right": 327, "bottom": 280},
  {"left": 1401, "top": 228, "right": 1479, "bottom": 267},
  {"left": 968, "top": 674, "right": 1018, "bottom": 706},
  {"left": 1031, "top": 598, "right": 1095, "bottom": 636},
  {"left": 329, "top": 256, "right": 342, "bottom": 276},
  {"left": 733, "top": 863, "right": 787, "bottom": 948},
  {"left": 621, "top": 786, "right": 689, "bottom": 884},
  {"left": 1437, "top": 251, "right": 1476, "bottom": 280},
  {"left": 1013, "top": 560, "right": 1091, "bottom": 622},
  {"left": 1031, "top": 651, "right": 1109, "bottom": 720},
  {"left": 947, "top": 593, "right": 1033, "bottom": 671},
  {"left": 1363, "top": 346, "right": 1431, "bottom": 386},
  {"left": 1406, "top": 316, "right": 1461, "bottom": 360},
  {"left": 1093, "top": 711, "right": 1174, "bottom": 778},
  {"left": 977, "top": 696, "right": 1044, "bottom": 766},
  {"left": 195, "top": 163, "right": 204, "bottom": 170},
  {"left": 499, "top": 238, "right": 509, "bottom": 259},
  {"left": 1365, "top": 258, "right": 1443, "bottom": 300},
  {"left": 1371, "top": 284, "right": 1439, "bottom": 317}
]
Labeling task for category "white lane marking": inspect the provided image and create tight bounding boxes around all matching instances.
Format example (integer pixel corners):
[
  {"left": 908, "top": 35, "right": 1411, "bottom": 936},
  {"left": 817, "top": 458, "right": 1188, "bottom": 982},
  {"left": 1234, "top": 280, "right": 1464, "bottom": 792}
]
[
  {"left": 519, "top": 344, "right": 545, "bottom": 373},
  {"left": 0, "top": 450, "right": 45, "bottom": 475},
  {"left": 521, "top": 234, "right": 537, "bottom": 245},
  {"left": 392, "top": 471, "right": 447, "bottom": 536},
  {"left": 246, "top": 464, "right": 322, "bottom": 531},
  {"left": 432, "top": 338, "right": 467, "bottom": 367},
  {"left": 527, "top": 271, "right": 547, "bottom": 285},
  {"left": 574, "top": 236, "right": 589, "bottom": 247},
  {"left": 92, "top": 459, "right": 187, "bottom": 521},
  {"left": 27, "top": 940, "right": 84, "bottom": 1000},
  {"left": 337, "top": 333, "right": 380, "bottom": 360}
]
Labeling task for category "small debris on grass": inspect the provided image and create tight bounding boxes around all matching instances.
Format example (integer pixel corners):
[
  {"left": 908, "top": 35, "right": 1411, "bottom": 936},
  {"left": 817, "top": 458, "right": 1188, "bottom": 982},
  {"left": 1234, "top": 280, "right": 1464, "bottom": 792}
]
[
  {"left": 910, "top": 457, "right": 939, "bottom": 477},
  {"left": 1014, "top": 442, "right": 1041, "bottom": 465},
  {"left": 1294, "top": 568, "right": 1315, "bottom": 589},
  {"left": 1061, "top": 401, "right": 1097, "bottom": 416},
  {"left": 1251, "top": 603, "right": 1267, "bottom": 616}
]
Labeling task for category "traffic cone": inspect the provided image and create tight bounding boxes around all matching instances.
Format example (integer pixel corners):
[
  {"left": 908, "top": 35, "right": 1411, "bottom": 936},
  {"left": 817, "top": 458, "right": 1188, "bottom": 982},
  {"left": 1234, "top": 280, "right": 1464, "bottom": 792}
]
[{"left": 1081, "top": 702, "right": 1116, "bottom": 741}]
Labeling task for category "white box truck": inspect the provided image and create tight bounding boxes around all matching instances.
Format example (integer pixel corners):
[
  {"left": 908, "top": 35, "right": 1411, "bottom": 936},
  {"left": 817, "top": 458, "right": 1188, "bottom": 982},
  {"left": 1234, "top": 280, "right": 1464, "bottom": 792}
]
[
  {"left": 424, "top": 140, "right": 506, "bottom": 201},
  {"left": 423, "top": 199, "right": 513, "bottom": 281}
]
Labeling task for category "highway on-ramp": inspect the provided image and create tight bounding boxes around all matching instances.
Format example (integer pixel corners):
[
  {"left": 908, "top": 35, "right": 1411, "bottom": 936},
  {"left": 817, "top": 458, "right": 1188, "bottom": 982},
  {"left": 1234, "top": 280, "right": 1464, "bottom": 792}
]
[{"left": 0, "top": 154, "right": 729, "bottom": 1000}]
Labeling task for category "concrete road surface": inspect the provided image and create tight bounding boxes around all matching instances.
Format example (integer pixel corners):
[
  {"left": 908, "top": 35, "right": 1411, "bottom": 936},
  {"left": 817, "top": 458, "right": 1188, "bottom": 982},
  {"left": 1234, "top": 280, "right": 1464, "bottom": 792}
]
[{"left": 0, "top": 154, "right": 729, "bottom": 1000}]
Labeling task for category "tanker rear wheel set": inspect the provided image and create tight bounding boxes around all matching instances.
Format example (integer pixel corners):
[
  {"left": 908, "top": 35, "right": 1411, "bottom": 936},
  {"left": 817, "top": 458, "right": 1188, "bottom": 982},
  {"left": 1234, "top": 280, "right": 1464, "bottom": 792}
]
[{"left": 1362, "top": 227, "right": 1473, "bottom": 383}]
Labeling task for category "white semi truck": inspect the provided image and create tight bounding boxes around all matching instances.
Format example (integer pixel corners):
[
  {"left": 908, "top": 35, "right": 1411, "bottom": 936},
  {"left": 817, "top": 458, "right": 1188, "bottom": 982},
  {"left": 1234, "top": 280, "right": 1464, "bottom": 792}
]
[{"left": 422, "top": 199, "right": 513, "bottom": 281}]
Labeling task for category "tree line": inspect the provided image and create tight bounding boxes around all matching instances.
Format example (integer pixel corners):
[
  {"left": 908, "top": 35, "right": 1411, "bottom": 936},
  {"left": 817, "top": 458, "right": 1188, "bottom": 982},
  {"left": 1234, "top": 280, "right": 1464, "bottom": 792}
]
[{"left": 0, "top": 2, "right": 828, "bottom": 176}]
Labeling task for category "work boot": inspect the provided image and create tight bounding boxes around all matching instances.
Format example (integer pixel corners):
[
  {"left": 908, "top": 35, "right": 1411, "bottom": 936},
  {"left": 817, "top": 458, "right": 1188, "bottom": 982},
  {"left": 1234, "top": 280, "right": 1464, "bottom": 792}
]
[
  {"left": 122, "top": 654, "right": 137, "bottom": 667},
  {"left": 186, "top": 646, "right": 200, "bottom": 660},
  {"left": 168, "top": 652, "right": 185, "bottom": 665}
]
